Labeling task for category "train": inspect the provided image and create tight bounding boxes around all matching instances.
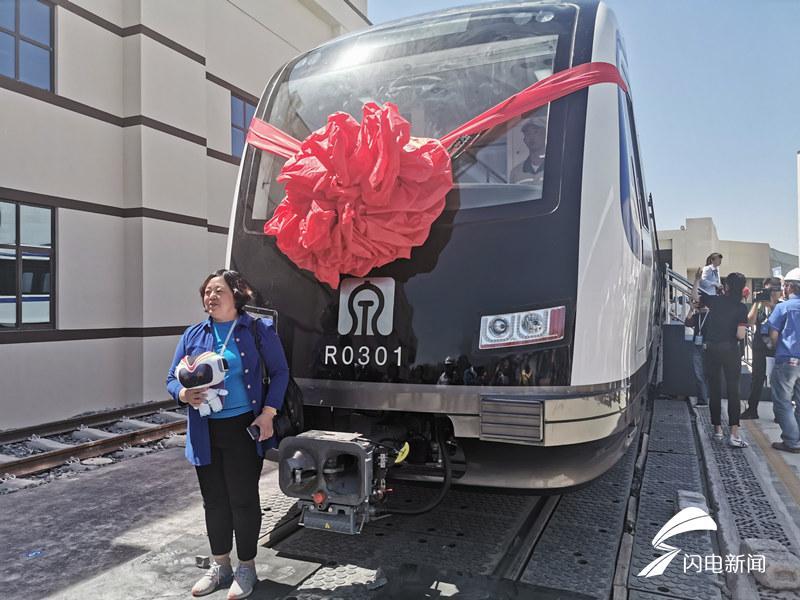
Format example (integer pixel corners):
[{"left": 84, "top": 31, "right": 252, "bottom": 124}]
[{"left": 226, "top": 0, "right": 662, "bottom": 533}]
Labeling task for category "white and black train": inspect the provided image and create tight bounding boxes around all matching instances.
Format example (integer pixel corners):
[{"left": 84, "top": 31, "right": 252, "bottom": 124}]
[{"left": 226, "top": 1, "right": 661, "bottom": 531}]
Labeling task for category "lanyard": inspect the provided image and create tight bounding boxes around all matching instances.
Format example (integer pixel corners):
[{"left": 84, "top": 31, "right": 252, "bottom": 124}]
[
  {"left": 213, "top": 322, "right": 236, "bottom": 355},
  {"left": 698, "top": 311, "right": 708, "bottom": 330}
]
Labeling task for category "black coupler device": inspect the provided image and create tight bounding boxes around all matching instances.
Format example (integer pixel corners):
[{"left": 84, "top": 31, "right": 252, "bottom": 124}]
[{"left": 278, "top": 430, "right": 391, "bottom": 534}]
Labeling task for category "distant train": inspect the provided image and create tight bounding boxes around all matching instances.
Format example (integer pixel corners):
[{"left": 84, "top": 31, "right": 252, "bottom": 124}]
[{"left": 226, "top": 0, "right": 661, "bottom": 531}]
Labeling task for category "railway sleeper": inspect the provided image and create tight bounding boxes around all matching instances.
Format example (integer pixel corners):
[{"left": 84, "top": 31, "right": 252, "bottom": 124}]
[
  {"left": 27, "top": 435, "right": 73, "bottom": 452},
  {"left": 72, "top": 426, "right": 116, "bottom": 442},
  {"left": 115, "top": 418, "right": 155, "bottom": 431}
]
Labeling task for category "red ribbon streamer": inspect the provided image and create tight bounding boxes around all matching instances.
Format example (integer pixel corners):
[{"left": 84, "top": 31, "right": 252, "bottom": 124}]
[
  {"left": 246, "top": 62, "right": 627, "bottom": 288},
  {"left": 439, "top": 62, "right": 627, "bottom": 147},
  {"left": 246, "top": 119, "right": 302, "bottom": 159}
]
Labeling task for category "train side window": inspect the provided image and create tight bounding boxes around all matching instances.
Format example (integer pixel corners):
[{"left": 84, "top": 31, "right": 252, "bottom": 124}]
[
  {"left": 618, "top": 89, "right": 641, "bottom": 256},
  {"left": 624, "top": 98, "right": 649, "bottom": 231}
]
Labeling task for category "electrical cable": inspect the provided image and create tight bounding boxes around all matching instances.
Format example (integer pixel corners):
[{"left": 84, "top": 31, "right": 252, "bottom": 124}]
[{"left": 377, "top": 424, "right": 452, "bottom": 516}]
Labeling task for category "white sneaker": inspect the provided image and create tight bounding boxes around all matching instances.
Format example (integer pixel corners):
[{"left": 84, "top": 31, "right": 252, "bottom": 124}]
[
  {"left": 227, "top": 563, "right": 258, "bottom": 600},
  {"left": 192, "top": 562, "right": 233, "bottom": 597},
  {"left": 729, "top": 435, "right": 748, "bottom": 448},
  {"left": 713, "top": 431, "right": 724, "bottom": 441}
]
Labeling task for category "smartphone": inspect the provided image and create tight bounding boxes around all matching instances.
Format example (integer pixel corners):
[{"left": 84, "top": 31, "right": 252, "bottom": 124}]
[{"left": 246, "top": 425, "right": 260, "bottom": 441}]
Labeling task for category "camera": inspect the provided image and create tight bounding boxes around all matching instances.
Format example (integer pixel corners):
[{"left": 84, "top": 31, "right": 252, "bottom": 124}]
[{"left": 755, "top": 289, "right": 771, "bottom": 302}]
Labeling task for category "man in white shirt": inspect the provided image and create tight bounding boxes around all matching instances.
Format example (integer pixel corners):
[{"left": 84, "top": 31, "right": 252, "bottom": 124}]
[
  {"left": 510, "top": 113, "right": 547, "bottom": 188},
  {"left": 699, "top": 253, "right": 723, "bottom": 296}
]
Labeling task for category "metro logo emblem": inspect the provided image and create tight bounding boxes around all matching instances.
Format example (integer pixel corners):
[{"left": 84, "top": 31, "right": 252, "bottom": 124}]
[{"left": 337, "top": 278, "right": 395, "bottom": 336}]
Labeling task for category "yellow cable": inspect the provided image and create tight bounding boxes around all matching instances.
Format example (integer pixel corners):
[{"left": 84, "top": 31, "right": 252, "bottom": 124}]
[{"left": 394, "top": 442, "right": 410, "bottom": 464}]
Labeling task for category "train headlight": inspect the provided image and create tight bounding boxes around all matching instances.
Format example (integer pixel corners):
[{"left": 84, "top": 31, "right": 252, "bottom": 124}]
[
  {"left": 520, "top": 313, "right": 545, "bottom": 336},
  {"left": 489, "top": 317, "right": 509, "bottom": 336},
  {"left": 479, "top": 306, "right": 565, "bottom": 349}
]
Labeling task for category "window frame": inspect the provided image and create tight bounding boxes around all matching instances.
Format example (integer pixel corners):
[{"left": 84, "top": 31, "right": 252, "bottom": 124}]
[
  {"left": 0, "top": 0, "right": 55, "bottom": 92},
  {"left": 230, "top": 92, "right": 256, "bottom": 159},
  {"left": 0, "top": 200, "right": 56, "bottom": 330}
]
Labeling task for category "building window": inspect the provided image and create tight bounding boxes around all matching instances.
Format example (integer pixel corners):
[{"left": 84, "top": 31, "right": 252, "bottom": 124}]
[
  {"left": 231, "top": 93, "right": 256, "bottom": 158},
  {"left": 0, "top": 0, "right": 54, "bottom": 91},
  {"left": 0, "top": 200, "right": 55, "bottom": 329}
]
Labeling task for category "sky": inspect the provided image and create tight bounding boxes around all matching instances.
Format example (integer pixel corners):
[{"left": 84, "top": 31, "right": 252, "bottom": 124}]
[{"left": 367, "top": 0, "right": 800, "bottom": 255}]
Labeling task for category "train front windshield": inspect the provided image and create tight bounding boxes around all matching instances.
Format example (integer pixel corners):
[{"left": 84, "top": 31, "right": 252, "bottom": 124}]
[{"left": 246, "top": 6, "right": 575, "bottom": 227}]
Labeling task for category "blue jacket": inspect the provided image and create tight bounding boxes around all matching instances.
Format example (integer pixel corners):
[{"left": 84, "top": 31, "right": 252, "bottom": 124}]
[
  {"left": 768, "top": 295, "right": 800, "bottom": 364},
  {"left": 166, "top": 312, "right": 289, "bottom": 466}
]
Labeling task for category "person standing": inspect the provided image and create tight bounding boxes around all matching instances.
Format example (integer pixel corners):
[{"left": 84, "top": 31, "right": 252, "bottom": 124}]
[
  {"left": 699, "top": 253, "right": 723, "bottom": 298},
  {"left": 742, "top": 278, "right": 782, "bottom": 419},
  {"left": 703, "top": 272, "right": 749, "bottom": 447},
  {"left": 167, "top": 269, "right": 289, "bottom": 598},
  {"left": 687, "top": 267, "right": 709, "bottom": 406},
  {"left": 767, "top": 269, "right": 800, "bottom": 454}
]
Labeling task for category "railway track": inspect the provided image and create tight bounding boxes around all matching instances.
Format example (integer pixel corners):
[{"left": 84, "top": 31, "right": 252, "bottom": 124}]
[{"left": 0, "top": 401, "right": 186, "bottom": 482}]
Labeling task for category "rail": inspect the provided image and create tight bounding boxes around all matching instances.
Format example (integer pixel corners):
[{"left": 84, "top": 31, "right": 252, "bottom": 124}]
[
  {"left": 0, "top": 399, "right": 177, "bottom": 445},
  {"left": 664, "top": 266, "right": 694, "bottom": 325},
  {"left": 1, "top": 420, "right": 185, "bottom": 478},
  {"left": 0, "top": 403, "right": 186, "bottom": 479}
]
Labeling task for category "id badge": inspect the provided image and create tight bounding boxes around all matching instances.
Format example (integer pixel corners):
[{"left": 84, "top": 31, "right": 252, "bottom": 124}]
[{"left": 694, "top": 334, "right": 704, "bottom": 346}]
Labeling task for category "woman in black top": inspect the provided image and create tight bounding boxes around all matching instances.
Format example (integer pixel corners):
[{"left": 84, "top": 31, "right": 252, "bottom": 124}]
[{"left": 703, "top": 272, "right": 749, "bottom": 447}]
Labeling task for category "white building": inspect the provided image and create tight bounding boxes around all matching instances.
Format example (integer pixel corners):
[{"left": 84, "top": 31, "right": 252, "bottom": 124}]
[
  {"left": 657, "top": 217, "right": 796, "bottom": 291},
  {"left": 0, "top": 0, "right": 369, "bottom": 429}
]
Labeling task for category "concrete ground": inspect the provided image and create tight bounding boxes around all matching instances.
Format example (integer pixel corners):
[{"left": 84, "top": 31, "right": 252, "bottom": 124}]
[{"left": 0, "top": 449, "right": 291, "bottom": 600}]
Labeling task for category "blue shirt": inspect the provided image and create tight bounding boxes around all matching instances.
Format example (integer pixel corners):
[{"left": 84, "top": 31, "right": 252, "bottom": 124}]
[
  {"left": 768, "top": 295, "right": 800, "bottom": 364},
  {"left": 166, "top": 312, "right": 290, "bottom": 466},
  {"left": 209, "top": 320, "right": 251, "bottom": 420}
]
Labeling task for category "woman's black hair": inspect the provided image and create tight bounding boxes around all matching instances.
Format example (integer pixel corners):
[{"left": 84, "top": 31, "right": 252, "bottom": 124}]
[
  {"left": 724, "top": 272, "right": 746, "bottom": 300},
  {"left": 199, "top": 269, "right": 254, "bottom": 313}
]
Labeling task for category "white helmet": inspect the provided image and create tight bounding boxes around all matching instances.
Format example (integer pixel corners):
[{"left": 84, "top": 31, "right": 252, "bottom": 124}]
[{"left": 784, "top": 268, "right": 800, "bottom": 283}]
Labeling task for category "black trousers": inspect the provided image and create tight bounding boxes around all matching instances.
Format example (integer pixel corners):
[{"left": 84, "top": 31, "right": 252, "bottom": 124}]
[
  {"left": 704, "top": 341, "right": 741, "bottom": 427},
  {"left": 195, "top": 412, "right": 263, "bottom": 561},
  {"left": 747, "top": 346, "right": 767, "bottom": 410}
]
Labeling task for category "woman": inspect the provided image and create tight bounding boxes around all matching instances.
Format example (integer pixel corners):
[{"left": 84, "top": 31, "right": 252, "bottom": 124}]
[
  {"left": 742, "top": 278, "right": 782, "bottom": 419},
  {"left": 166, "top": 269, "right": 289, "bottom": 599},
  {"left": 703, "top": 272, "right": 749, "bottom": 447},
  {"left": 699, "top": 253, "right": 724, "bottom": 297}
]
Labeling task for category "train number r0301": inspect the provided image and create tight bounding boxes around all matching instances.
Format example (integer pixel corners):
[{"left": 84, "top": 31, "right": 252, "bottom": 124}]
[{"left": 323, "top": 345, "right": 402, "bottom": 367}]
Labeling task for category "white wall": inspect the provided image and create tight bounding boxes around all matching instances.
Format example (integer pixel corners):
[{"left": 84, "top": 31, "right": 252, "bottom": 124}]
[
  {"left": 0, "top": 90, "right": 124, "bottom": 205},
  {"left": 57, "top": 9, "right": 124, "bottom": 115}
]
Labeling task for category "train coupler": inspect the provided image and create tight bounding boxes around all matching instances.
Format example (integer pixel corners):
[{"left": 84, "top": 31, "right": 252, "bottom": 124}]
[{"left": 278, "top": 430, "right": 395, "bottom": 535}]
